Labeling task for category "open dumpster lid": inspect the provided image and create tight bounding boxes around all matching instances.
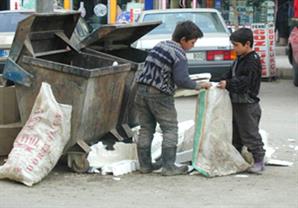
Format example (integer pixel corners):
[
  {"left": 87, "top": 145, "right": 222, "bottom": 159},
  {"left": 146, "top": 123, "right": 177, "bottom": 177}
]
[
  {"left": 8, "top": 12, "right": 81, "bottom": 62},
  {"left": 78, "top": 21, "right": 161, "bottom": 51}
]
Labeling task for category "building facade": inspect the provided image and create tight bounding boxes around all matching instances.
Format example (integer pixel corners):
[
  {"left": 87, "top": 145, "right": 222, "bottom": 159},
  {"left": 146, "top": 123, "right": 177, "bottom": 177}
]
[{"left": 0, "top": 0, "right": 294, "bottom": 28}]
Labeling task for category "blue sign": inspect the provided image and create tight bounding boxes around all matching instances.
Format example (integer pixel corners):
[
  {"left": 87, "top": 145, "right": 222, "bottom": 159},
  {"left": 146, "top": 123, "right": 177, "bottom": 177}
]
[
  {"left": 116, "top": 11, "right": 130, "bottom": 24},
  {"left": 0, "top": 50, "right": 9, "bottom": 57},
  {"left": 215, "top": 0, "right": 221, "bottom": 9}
]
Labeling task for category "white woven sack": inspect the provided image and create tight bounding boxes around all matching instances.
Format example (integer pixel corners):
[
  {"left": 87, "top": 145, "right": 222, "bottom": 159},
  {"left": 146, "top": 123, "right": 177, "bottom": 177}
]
[
  {"left": 0, "top": 82, "right": 72, "bottom": 186},
  {"left": 192, "top": 86, "right": 250, "bottom": 177}
]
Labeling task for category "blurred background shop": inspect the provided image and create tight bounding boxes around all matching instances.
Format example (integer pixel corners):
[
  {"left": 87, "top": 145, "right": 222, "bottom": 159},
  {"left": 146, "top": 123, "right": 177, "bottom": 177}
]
[
  {"left": 0, "top": 0, "right": 295, "bottom": 41},
  {"left": 0, "top": 1, "right": 279, "bottom": 23}
]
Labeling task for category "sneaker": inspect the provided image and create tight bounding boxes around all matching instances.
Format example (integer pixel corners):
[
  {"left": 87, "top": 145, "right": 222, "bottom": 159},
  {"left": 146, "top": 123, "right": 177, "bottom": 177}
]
[{"left": 247, "top": 161, "right": 265, "bottom": 174}]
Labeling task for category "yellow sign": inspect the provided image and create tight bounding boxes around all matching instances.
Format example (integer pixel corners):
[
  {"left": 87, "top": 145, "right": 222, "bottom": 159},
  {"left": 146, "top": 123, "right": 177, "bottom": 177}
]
[
  {"left": 64, "top": 0, "right": 71, "bottom": 10},
  {"left": 109, "top": 0, "right": 117, "bottom": 24}
]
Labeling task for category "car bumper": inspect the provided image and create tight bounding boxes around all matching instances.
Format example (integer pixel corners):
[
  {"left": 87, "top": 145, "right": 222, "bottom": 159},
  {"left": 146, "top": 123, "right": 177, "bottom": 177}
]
[{"left": 188, "top": 61, "right": 233, "bottom": 81}]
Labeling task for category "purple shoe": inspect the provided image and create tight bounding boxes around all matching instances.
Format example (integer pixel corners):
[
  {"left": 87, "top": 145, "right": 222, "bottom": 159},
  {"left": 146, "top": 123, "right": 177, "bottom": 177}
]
[{"left": 248, "top": 160, "right": 265, "bottom": 174}]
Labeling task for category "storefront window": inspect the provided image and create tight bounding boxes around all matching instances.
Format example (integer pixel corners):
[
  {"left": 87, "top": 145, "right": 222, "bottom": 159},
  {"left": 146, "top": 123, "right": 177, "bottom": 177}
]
[
  {"left": 54, "top": 0, "right": 276, "bottom": 28},
  {"left": 213, "top": 0, "right": 275, "bottom": 26}
]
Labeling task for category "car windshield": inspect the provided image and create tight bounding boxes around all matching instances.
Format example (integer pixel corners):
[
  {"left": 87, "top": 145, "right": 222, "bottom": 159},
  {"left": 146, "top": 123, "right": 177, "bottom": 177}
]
[
  {"left": 0, "top": 13, "right": 30, "bottom": 32},
  {"left": 142, "top": 12, "right": 226, "bottom": 35}
]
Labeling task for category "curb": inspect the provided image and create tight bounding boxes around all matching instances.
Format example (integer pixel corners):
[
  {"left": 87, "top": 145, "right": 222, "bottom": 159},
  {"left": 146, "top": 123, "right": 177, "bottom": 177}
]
[
  {"left": 275, "top": 54, "right": 293, "bottom": 80},
  {"left": 277, "top": 67, "right": 293, "bottom": 80},
  {"left": 275, "top": 46, "right": 287, "bottom": 56}
]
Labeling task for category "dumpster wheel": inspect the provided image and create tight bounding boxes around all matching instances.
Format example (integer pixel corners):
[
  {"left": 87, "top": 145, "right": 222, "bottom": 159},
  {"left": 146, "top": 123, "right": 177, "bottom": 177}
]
[{"left": 68, "top": 153, "right": 90, "bottom": 173}]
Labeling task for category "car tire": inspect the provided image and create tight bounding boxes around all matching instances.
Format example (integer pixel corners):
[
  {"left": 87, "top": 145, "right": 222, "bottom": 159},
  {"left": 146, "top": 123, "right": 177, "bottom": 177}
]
[
  {"left": 293, "top": 54, "right": 298, "bottom": 87},
  {"left": 294, "top": 65, "right": 298, "bottom": 87},
  {"left": 287, "top": 45, "right": 292, "bottom": 65}
]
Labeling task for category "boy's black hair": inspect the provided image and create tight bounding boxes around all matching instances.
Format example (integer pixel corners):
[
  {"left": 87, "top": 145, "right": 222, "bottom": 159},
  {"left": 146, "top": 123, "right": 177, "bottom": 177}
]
[
  {"left": 230, "top": 28, "right": 254, "bottom": 47},
  {"left": 172, "top": 20, "right": 203, "bottom": 42}
]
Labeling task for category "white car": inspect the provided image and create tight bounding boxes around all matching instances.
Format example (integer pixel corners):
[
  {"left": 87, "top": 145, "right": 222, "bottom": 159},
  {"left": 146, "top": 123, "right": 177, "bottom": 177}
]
[{"left": 135, "top": 8, "right": 235, "bottom": 81}]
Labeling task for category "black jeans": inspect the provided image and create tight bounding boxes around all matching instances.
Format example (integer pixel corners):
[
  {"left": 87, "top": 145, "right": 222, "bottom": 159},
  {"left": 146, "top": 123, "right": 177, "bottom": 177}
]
[
  {"left": 135, "top": 84, "right": 178, "bottom": 149},
  {"left": 232, "top": 103, "right": 266, "bottom": 162}
]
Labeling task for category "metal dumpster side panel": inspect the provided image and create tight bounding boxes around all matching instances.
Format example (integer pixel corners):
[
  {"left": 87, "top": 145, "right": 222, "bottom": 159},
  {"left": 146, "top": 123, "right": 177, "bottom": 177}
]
[
  {"left": 77, "top": 73, "right": 128, "bottom": 144},
  {"left": 15, "top": 58, "right": 129, "bottom": 151},
  {"left": 117, "top": 70, "right": 139, "bottom": 127},
  {"left": 82, "top": 48, "right": 142, "bottom": 127},
  {"left": 15, "top": 59, "right": 88, "bottom": 133}
]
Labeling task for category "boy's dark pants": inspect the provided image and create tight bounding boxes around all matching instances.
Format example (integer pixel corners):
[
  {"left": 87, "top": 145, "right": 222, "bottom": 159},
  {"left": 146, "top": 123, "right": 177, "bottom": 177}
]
[
  {"left": 135, "top": 84, "right": 178, "bottom": 150},
  {"left": 232, "top": 103, "right": 266, "bottom": 162}
]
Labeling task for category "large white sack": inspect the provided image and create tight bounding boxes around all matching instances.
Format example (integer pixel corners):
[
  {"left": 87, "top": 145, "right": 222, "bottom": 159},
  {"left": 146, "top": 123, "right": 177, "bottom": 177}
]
[
  {"left": 192, "top": 86, "right": 250, "bottom": 177},
  {"left": 0, "top": 82, "right": 72, "bottom": 186}
]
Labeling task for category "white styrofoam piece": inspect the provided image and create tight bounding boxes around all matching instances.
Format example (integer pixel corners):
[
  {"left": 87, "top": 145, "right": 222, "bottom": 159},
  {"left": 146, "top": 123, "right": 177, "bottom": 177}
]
[
  {"left": 175, "top": 149, "right": 193, "bottom": 163},
  {"left": 265, "top": 159, "right": 293, "bottom": 167},
  {"left": 102, "top": 160, "right": 138, "bottom": 176},
  {"left": 114, "top": 160, "right": 137, "bottom": 176},
  {"left": 234, "top": 174, "right": 249, "bottom": 178},
  {"left": 87, "top": 142, "right": 137, "bottom": 169}
]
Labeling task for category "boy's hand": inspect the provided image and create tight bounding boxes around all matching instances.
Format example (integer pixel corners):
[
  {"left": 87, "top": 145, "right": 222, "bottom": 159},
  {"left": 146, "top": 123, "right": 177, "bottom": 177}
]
[
  {"left": 217, "top": 80, "right": 227, "bottom": 89},
  {"left": 196, "top": 82, "right": 212, "bottom": 90},
  {"left": 201, "top": 82, "right": 212, "bottom": 89}
]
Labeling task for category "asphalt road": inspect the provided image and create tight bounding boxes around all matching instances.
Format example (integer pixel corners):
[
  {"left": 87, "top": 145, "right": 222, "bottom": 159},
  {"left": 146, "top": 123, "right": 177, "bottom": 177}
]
[{"left": 0, "top": 78, "right": 297, "bottom": 208}]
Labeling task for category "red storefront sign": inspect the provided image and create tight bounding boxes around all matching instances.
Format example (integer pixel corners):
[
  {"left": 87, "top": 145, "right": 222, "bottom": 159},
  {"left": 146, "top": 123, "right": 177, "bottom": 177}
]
[{"left": 251, "top": 23, "right": 276, "bottom": 78}]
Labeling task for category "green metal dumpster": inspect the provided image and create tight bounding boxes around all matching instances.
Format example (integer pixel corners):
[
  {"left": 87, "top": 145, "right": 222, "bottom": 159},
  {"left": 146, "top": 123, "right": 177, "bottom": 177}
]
[
  {"left": 78, "top": 22, "right": 160, "bottom": 128},
  {"left": 3, "top": 12, "right": 131, "bottom": 157}
]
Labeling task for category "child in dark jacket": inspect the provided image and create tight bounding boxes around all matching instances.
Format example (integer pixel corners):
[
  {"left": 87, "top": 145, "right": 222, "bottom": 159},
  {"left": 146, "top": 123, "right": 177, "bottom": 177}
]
[
  {"left": 135, "top": 21, "right": 211, "bottom": 176},
  {"left": 217, "top": 28, "right": 266, "bottom": 174}
]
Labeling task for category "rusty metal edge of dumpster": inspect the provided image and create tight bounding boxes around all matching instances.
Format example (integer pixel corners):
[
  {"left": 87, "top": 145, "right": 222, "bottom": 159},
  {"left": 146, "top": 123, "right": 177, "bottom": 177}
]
[
  {"left": 78, "top": 21, "right": 162, "bottom": 51},
  {"left": 9, "top": 15, "right": 35, "bottom": 62},
  {"left": 9, "top": 12, "right": 80, "bottom": 63},
  {"left": 22, "top": 56, "right": 131, "bottom": 78}
]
